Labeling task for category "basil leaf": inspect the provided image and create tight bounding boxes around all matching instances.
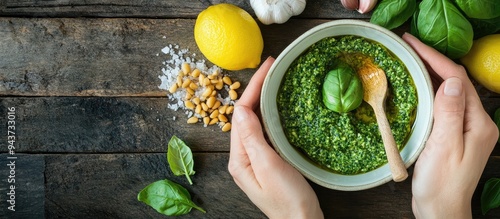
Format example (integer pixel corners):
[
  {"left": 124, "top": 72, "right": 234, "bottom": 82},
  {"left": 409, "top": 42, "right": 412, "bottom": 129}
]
[
  {"left": 482, "top": 178, "right": 500, "bottom": 215},
  {"left": 370, "top": 0, "right": 417, "bottom": 30},
  {"left": 416, "top": 0, "right": 473, "bottom": 59},
  {"left": 322, "top": 61, "right": 363, "bottom": 113},
  {"left": 468, "top": 16, "right": 500, "bottom": 39},
  {"left": 167, "top": 135, "right": 195, "bottom": 185},
  {"left": 455, "top": 0, "right": 500, "bottom": 19},
  {"left": 137, "top": 179, "right": 206, "bottom": 216}
]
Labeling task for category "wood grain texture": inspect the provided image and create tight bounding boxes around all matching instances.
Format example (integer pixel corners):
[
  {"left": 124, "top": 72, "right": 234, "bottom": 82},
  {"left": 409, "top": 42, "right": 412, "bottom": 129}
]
[
  {"left": 0, "top": 154, "right": 45, "bottom": 219},
  {"left": 0, "top": 97, "right": 232, "bottom": 153},
  {"left": 0, "top": 0, "right": 368, "bottom": 19},
  {"left": 44, "top": 153, "right": 268, "bottom": 218},
  {"left": 2, "top": 153, "right": 499, "bottom": 218},
  {"left": 1, "top": 97, "right": 498, "bottom": 154}
]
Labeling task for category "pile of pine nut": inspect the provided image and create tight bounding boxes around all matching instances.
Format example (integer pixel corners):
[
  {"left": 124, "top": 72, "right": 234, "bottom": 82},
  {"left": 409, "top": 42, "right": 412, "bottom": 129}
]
[{"left": 168, "top": 63, "right": 240, "bottom": 132}]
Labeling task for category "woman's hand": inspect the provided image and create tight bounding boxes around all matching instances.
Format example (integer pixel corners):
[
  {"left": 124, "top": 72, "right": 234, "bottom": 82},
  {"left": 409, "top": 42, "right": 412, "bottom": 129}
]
[
  {"left": 403, "top": 33, "right": 499, "bottom": 218},
  {"left": 228, "top": 57, "right": 324, "bottom": 219}
]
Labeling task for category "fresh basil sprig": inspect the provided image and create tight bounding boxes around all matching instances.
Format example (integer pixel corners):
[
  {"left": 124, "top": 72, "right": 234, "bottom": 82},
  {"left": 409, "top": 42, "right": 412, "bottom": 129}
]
[
  {"left": 370, "top": 0, "right": 416, "bottom": 30},
  {"left": 137, "top": 179, "right": 206, "bottom": 216},
  {"left": 482, "top": 178, "right": 500, "bottom": 215},
  {"left": 167, "top": 135, "right": 195, "bottom": 185}
]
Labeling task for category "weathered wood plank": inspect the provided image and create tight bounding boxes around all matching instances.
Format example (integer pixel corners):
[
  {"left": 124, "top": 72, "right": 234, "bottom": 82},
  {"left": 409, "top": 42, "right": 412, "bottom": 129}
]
[
  {"left": 0, "top": 154, "right": 45, "bottom": 219},
  {"left": 0, "top": 17, "right": 325, "bottom": 96},
  {"left": 1, "top": 97, "right": 499, "bottom": 154},
  {"left": 44, "top": 153, "right": 266, "bottom": 218},
  {"left": 0, "top": 97, "right": 231, "bottom": 153},
  {"left": 40, "top": 153, "right": 500, "bottom": 218},
  {"left": 2, "top": 17, "right": 499, "bottom": 99},
  {"left": 0, "top": 0, "right": 368, "bottom": 19}
]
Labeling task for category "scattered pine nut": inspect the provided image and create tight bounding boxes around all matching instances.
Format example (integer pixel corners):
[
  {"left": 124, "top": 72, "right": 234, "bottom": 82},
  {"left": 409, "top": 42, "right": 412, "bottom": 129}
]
[
  {"left": 223, "top": 76, "right": 232, "bottom": 85},
  {"left": 222, "top": 123, "right": 231, "bottom": 132},
  {"left": 226, "top": 106, "right": 234, "bottom": 114},
  {"left": 230, "top": 81, "right": 241, "bottom": 90},
  {"left": 187, "top": 117, "right": 198, "bottom": 124},
  {"left": 229, "top": 90, "right": 238, "bottom": 100}
]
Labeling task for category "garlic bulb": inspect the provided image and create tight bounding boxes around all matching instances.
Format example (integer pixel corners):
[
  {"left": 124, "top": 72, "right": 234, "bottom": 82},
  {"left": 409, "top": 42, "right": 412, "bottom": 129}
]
[
  {"left": 340, "top": 0, "right": 378, "bottom": 14},
  {"left": 250, "top": 0, "right": 307, "bottom": 25}
]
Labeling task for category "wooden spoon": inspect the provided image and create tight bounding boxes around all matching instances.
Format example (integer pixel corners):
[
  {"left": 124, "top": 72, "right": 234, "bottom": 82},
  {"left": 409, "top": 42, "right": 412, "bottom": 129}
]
[{"left": 357, "top": 57, "right": 408, "bottom": 182}]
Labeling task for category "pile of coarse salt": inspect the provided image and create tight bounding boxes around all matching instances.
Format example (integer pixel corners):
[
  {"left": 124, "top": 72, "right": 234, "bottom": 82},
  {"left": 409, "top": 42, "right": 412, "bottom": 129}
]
[{"left": 158, "top": 44, "right": 238, "bottom": 132}]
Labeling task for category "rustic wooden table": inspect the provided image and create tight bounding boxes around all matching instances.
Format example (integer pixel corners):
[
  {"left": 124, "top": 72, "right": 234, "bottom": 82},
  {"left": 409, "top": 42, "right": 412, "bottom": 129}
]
[{"left": 1, "top": 1, "right": 499, "bottom": 218}]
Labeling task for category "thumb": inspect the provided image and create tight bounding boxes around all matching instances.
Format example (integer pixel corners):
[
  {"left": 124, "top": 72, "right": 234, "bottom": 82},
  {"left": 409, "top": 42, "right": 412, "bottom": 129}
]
[{"left": 428, "top": 77, "right": 466, "bottom": 155}]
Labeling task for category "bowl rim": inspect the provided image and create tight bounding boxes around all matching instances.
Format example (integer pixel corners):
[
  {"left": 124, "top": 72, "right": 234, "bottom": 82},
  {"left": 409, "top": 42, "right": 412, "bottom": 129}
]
[{"left": 260, "top": 19, "right": 434, "bottom": 191}]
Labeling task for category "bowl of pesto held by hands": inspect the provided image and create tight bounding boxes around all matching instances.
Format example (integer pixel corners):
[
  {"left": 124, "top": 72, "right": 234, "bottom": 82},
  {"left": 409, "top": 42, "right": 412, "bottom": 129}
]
[{"left": 261, "top": 20, "right": 434, "bottom": 191}]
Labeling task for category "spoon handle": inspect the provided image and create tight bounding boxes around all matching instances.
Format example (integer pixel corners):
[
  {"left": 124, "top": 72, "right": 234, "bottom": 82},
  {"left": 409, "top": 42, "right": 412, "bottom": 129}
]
[{"left": 373, "top": 104, "right": 408, "bottom": 182}]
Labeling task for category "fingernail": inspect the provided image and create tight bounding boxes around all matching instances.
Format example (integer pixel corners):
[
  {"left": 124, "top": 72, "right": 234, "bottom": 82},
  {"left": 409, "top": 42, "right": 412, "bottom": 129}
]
[
  {"left": 444, "top": 77, "right": 463, "bottom": 96},
  {"left": 234, "top": 106, "right": 249, "bottom": 123}
]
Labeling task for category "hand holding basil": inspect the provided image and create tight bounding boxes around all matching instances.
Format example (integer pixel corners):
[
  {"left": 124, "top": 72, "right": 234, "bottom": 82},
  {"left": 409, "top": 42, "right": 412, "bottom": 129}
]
[
  {"left": 322, "top": 62, "right": 363, "bottom": 113},
  {"left": 370, "top": 0, "right": 500, "bottom": 59}
]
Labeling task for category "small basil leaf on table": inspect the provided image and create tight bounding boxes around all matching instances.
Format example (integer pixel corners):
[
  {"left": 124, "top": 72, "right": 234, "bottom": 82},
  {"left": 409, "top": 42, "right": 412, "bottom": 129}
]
[
  {"left": 415, "top": 0, "right": 473, "bottom": 59},
  {"left": 322, "top": 61, "right": 363, "bottom": 113},
  {"left": 137, "top": 179, "right": 206, "bottom": 216},
  {"left": 481, "top": 178, "right": 500, "bottom": 215},
  {"left": 167, "top": 135, "right": 195, "bottom": 185},
  {"left": 370, "top": 0, "right": 417, "bottom": 30}
]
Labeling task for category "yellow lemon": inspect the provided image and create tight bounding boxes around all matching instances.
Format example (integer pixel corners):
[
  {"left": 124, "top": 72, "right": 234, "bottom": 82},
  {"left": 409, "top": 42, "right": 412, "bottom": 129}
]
[
  {"left": 460, "top": 34, "right": 500, "bottom": 94},
  {"left": 194, "top": 4, "right": 263, "bottom": 71}
]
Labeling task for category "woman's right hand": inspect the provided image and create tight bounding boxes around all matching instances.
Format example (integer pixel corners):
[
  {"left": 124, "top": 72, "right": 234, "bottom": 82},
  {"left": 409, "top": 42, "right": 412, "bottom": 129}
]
[{"left": 403, "top": 33, "right": 499, "bottom": 218}]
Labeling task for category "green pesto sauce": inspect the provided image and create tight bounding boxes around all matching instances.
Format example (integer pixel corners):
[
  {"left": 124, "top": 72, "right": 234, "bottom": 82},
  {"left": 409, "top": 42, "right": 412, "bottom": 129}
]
[{"left": 277, "top": 36, "right": 418, "bottom": 175}]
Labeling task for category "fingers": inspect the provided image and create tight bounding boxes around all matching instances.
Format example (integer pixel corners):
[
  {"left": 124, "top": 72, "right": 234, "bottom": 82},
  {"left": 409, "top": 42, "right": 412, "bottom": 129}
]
[
  {"left": 228, "top": 57, "right": 275, "bottom": 193},
  {"left": 402, "top": 33, "right": 468, "bottom": 81},
  {"left": 428, "top": 77, "right": 466, "bottom": 160},
  {"left": 236, "top": 57, "right": 275, "bottom": 110}
]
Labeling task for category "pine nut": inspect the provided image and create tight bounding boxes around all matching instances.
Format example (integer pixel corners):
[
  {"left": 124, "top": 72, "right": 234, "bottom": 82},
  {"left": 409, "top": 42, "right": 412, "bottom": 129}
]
[
  {"left": 210, "top": 110, "right": 219, "bottom": 119},
  {"left": 221, "top": 123, "right": 231, "bottom": 132},
  {"left": 189, "top": 82, "right": 198, "bottom": 90},
  {"left": 226, "top": 106, "right": 234, "bottom": 114},
  {"left": 186, "top": 88, "right": 195, "bottom": 95},
  {"left": 192, "top": 97, "right": 201, "bottom": 105},
  {"left": 201, "top": 102, "right": 209, "bottom": 112},
  {"left": 169, "top": 83, "right": 178, "bottom": 93},
  {"left": 209, "top": 118, "right": 219, "bottom": 125},
  {"left": 223, "top": 76, "right": 232, "bottom": 85},
  {"left": 229, "top": 89, "right": 238, "bottom": 100},
  {"left": 195, "top": 104, "right": 202, "bottom": 114},
  {"left": 218, "top": 114, "right": 228, "bottom": 122},
  {"left": 218, "top": 105, "right": 228, "bottom": 114},
  {"left": 202, "top": 87, "right": 213, "bottom": 97},
  {"left": 185, "top": 93, "right": 192, "bottom": 100},
  {"left": 187, "top": 116, "right": 198, "bottom": 124},
  {"left": 182, "top": 63, "right": 191, "bottom": 74},
  {"left": 199, "top": 74, "right": 205, "bottom": 85},
  {"left": 230, "top": 81, "right": 241, "bottom": 90},
  {"left": 215, "top": 80, "right": 224, "bottom": 90},
  {"left": 200, "top": 110, "right": 207, "bottom": 117},
  {"left": 181, "top": 78, "right": 191, "bottom": 88},
  {"left": 176, "top": 75, "right": 182, "bottom": 87},
  {"left": 206, "top": 96, "right": 216, "bottom": 108},
  {"left": 192, "top": 69, "right": 201, "bottom": 77},
  {"left": 212, "top": 100, "right": 221, "bottom": 110},
  {"left": 211, "top": 90, "right": 217, "bottom": 97},
  {"left": 203, "top": 117, "right": 210, "bottom": 125},
  {"left": 184, "top": 100, "right": 195, "bottom": 110},
  {"left": 203, "top": 78, "right": 211, "bottom": 86}
]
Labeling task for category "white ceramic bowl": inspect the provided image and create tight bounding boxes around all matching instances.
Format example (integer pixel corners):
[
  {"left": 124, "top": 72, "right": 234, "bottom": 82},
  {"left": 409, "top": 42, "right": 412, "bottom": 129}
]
[{"left": 260, "top": 20, "right": 434, "bottom": 191}]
